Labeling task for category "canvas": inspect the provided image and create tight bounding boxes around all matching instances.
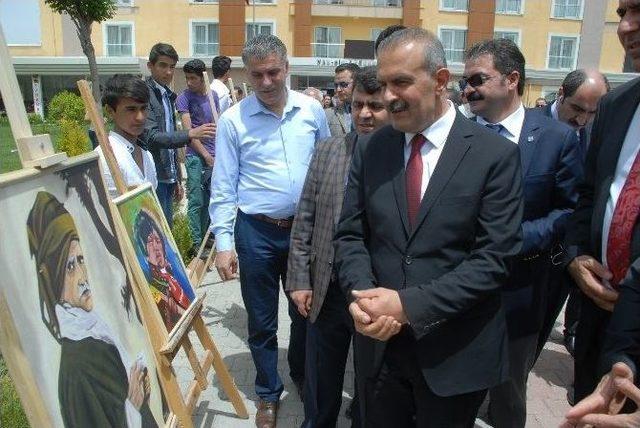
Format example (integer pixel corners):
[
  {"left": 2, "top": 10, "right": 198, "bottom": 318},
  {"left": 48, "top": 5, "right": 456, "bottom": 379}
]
[
  {"left": 114, "top": 184, "right": 196, "bottom": 333},
  {"left": 0, "top": 153, "right": 166, "bottom": 427}
]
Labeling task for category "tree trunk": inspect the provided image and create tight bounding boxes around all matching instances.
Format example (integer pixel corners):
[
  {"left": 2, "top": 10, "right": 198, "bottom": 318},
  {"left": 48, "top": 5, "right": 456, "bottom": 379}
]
[{"left": 75, "top": 18, "right": 101, "bottom": 106}]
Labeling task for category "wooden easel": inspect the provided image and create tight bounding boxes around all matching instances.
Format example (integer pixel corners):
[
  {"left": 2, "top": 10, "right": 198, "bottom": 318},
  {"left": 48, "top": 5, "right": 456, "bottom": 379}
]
[
  {"left": 77, "top": 80, "right": 248, "bottom": 427},
  {"left": 228, "top": 77, "right": 238, "bottom": 104}
]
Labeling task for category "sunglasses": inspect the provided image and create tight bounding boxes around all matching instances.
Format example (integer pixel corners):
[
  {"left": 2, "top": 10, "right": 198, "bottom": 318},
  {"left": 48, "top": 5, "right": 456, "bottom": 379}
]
[
  {"left": 334, "top": 81, "right": 351, "bottom": 89},
  {"left": 458, "top": 73, "right": 496, "bottom": 91}
]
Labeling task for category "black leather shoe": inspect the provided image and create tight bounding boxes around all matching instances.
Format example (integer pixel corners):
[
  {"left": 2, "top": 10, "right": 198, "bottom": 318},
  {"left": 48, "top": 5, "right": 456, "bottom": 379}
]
[{"left": 564, "top": 333, "right": 576, "bottom": 357}]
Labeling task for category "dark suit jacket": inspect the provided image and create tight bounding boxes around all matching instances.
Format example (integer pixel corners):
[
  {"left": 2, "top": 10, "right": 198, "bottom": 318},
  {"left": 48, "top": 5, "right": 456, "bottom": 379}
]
[
  {"left": 287, "top": 132, "right": 358, "bottom": 322},
  {"left": 144, "top": 77, "right": 190, "bottom": 181},
  {"left": 564, "top": 76, "right": 640, "bottom": 266},
  {"left": 334, "top": 113, "right": 524, "bottom": 397},
  {"left": 493, "top": 110, "right": 582, "bottom": 337}
]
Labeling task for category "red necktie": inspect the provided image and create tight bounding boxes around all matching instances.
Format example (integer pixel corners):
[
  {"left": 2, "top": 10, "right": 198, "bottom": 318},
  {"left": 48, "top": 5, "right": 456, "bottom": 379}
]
[
  {"left": 607, "top": 151, "right": 640, "bottom": 287},
  {"left": 406, "top": 134, "right": 426, "bottom": 229}
]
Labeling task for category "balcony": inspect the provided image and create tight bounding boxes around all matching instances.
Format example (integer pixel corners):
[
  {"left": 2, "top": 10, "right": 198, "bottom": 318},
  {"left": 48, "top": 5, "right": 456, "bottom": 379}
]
[{"left": 311, "top": 0, "right": 403, "bottom": 19}]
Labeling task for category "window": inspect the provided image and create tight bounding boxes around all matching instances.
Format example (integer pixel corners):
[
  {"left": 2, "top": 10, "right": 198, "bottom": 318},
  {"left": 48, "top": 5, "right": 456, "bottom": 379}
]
[
  {"left": 494, "top": 30, "right": 520, "bottom": 46},
  {"left": 495, "top": 0, "right": 522, "bottom": 14},
  {"left": 246, "top": 22, "right": 274, "bottom": 40},
  {"left": 440, "top": 0, "right": 468, "bottom": 12},
  {"left": 313, "top": 0, "right": 344, "bottom": 4},
  {"left": 104, "top": 23, "right": 133, "bottom": 57},
  {"left": 372, "top": 0, "right": 402, "bottom": 6},
  {"left": 192, "top": 22, "right": 219, "bottom": 56},
  {"left": 551, "top": 0, "right": 583, "bottom": 19},
  {"left": 191, "top": 0, "right": 217, "bottom": 3},
  {"left": 439, "top": 28, "right": 467, "bottom": 64},
  {"left": 115, "top": 0, "right": 132, "bottom": 5},
  {"left": 547, "top": 35, "right": 578, "bottom": 69},
  {"left": 314, "top": 27, "right": 342, "bottom": 58},
  {"left": 371, "top": 28, "right": 382, "bottom": 41}
]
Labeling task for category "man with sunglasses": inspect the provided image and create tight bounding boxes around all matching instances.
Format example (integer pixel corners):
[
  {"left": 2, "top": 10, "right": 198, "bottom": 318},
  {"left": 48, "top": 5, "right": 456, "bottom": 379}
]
[
  {"left": 462, "top": 38, "right": 582, "bottom": 428},
  {"left": 325, "top": 63, "right": 360, "bottom": 137}
]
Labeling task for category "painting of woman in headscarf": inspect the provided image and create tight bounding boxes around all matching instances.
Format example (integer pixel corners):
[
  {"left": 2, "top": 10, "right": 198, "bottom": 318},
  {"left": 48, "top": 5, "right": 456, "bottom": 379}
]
[
  {"left": 114, "top": 184, "right": 195, "bottom": 332},
  {"left": 0, "top": 156, "right": 165, "bottom": 427}
]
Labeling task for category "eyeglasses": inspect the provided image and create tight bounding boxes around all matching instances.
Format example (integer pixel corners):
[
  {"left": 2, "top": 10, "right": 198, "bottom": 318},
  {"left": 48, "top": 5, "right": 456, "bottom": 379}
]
[
  {"left": 458, "top": 73, "right": 496, "bottom": 91},
  {"left": 334, "top": 81, "right": 351, "bottom": 89}
]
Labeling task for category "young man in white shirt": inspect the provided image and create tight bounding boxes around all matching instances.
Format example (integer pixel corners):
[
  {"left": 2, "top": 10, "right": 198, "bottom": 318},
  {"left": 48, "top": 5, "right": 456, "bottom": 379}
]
[
  {"left": 210, "top": 55, "right": 232, "bottom": 114},
  {"left": 96, "top": 74, "right": 157, "bottom": 199}
]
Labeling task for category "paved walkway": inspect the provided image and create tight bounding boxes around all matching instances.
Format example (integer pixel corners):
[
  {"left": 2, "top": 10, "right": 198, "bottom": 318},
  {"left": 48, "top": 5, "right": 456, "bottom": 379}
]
[{"left": 175, "top": 270, "right": 573, "bottom": 427}]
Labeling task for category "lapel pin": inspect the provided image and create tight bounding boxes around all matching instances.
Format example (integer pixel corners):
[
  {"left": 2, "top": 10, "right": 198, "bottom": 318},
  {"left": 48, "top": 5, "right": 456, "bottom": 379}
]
[{"left": 527, "top": 136, "right": 534, "bottom": 142}]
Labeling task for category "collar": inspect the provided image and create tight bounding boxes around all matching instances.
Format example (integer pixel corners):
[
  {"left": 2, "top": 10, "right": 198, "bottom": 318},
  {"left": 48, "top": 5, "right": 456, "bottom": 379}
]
[
  {"left": 247, "top": 88, "right": 300, "bottom": 118},
  {"left": 476, "top": 103, "right": 525, "bottom": 140},
  {"left": 109, "top": 130, "right": 136, "bottom": 154},
  {"left": 550, "top": 100, "right": 560, "bottom": 121},
  {"left": 405, "top": 100, "right": 456, "bottom": 149}
]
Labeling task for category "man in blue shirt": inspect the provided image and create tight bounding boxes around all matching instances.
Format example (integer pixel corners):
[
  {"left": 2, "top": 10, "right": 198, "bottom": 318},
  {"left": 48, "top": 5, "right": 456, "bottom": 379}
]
[{"left": 209, "top": 34, "right": 330, "bottom": 428}]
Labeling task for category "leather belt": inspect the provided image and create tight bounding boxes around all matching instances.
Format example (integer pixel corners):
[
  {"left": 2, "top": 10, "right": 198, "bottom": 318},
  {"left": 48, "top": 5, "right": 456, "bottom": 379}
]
[{"left": 251, "top": 213, "right": 294, "bottom": 229}]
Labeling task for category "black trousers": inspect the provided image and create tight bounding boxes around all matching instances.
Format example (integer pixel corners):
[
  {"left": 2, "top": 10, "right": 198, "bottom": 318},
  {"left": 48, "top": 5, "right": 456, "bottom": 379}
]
[
  {"left": 303, "top": 282, "right": 357, "bottom": 428},
  {"left": 364, "top": 333, "right": 485, "bottom": 428}
]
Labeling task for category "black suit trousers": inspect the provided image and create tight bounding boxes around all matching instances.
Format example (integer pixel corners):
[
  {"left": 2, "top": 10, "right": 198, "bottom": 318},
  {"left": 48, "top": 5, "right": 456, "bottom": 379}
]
[{"left": 364, "top": 332, "right": 485, "bottom": 428}]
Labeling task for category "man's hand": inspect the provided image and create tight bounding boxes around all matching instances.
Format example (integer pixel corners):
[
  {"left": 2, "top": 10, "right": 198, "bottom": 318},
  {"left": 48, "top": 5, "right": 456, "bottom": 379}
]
[
  {"left": 352, "top": 288, "right": 408, "bottom": 324},
  {"left": 349, "top": 302, "right": 401, "bottom": 341},
  {"left": 568, "top": 255, "right": 618, "bottom": 311},
  {"left": 215, "top": 250, "right": 238, "bottom": 281},
  {"left": 174, "top": 183, "right": 184, "bottom": 201},
  {"left": 127, "top": 363, "right": 148, "bottom": 410},
  {"left": 561, "top": 362, "right": 634, "bottom": 427},
  {"left": 290, "top": 290, "right": 313, "bottom": 317},
  {"left": 188, "top": 123, "right": 216, "bottom": 140}
]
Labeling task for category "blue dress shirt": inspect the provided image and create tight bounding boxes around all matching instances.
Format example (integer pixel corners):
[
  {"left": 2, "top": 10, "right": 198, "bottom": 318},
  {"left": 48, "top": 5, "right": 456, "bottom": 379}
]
[{"left": 210, "top": 89, "right": 331, "bottom": 251}]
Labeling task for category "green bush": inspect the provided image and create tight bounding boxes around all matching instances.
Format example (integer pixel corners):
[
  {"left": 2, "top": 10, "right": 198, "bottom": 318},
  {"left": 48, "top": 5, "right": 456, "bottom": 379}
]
[
  {"left": 0, "top": 356, "right": 29, "bottom": 428},
  {"left": 27, "top": 112, "right": 44, "bottom": 126},
  {"left": 47, "top": 91, "right": 85, "bottom": 124},
  {"left": 56, "top": 119, "right": 91, "bottom": 157},
  {"left": 172, "top": 207, "right": 195, "bottom": 265}
]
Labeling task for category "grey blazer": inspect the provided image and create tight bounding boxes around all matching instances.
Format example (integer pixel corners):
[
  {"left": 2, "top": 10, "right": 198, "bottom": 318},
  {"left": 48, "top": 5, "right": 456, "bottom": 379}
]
[
  {"left": 286, "top": 132, "right": 358, "bottom": 322},
  {"left": 324, "top": 106, "right": 349, "bottom": 137}
]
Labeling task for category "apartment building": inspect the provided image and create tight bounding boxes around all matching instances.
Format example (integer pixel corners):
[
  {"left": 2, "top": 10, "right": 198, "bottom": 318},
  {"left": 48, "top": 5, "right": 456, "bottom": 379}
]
[{"left": 1, "top": 0, "right": 635, "bottom": 116}]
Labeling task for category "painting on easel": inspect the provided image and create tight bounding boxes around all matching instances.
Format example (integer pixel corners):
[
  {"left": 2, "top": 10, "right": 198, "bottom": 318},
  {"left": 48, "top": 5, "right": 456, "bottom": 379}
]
[
  {"left": 0, "top": 154, "right": 166, "bottom": 427},
  {"left": 113, "top": 184, "right": 196, "bottom": 332}
]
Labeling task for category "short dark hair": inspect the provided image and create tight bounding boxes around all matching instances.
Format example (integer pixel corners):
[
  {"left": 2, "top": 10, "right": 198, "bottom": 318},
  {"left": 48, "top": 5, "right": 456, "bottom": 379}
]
[
  {"left": 335, "top": 63, "right": 360, "bottom": 76},
  {"left": 353, "top": 66, "right": 381, "bottom": 95},
  {"left": 465, "top": 38, "right": 526, "bottom": 96},
  {"left": 374, "top": 24, "right": 406, "bottom": 52},
  {"left": 102, "top": 74, "right": 149, "bottom": 110},
  {"left": 134, "top": 209, "right": 165, "bottom": 259},
  {"left": 561, "top": 69, "right": 611, "bottom": 98},
  {"left": 211, "top": 56, "right": 232, "bottom": 78},
  {"left": 148, "top": 42, "right": 178, "bottom": 64},
  {"left": 183, "top": 58, "right": 207, "bottom": 76}
]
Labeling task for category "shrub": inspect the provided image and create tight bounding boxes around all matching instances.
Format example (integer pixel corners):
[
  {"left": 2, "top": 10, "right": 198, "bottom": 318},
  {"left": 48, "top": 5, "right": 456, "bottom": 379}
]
[
  {"left": 27, "top": 112, "right": 44, "bottom": 126},
  {"left": 47, "top": 91, "right": 85, "bottom": 123},
  {"left": 172, "top": 207, "right": 195, "bottom": 265},
  {"left": 55, "top": 119, "right": 91, "bottom": 157},
  {"left": 0, "top": 356, "right": 28, "bottom": 428}
]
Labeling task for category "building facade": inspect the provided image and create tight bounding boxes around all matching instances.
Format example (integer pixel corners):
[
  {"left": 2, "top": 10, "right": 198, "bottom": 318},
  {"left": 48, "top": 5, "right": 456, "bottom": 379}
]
[{"left": 1, "top": 0, "right": 635, "bottom": 115}]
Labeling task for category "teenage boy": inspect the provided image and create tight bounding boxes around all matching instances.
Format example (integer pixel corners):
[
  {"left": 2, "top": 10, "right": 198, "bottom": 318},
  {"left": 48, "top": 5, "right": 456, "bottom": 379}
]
[
  {"left": 96, "top": 74, "right": 157, "bottom": 199},
  {"left": 176, "top": 59, "right": 220, "bottom": 249}
]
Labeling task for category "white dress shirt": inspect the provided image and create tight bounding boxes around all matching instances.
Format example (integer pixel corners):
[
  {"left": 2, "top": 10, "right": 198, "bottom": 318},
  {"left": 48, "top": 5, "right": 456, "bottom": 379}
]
[
  {"left": 601, "top": 102, "right": 640, "bottom": 270},
  {"left": 477, "top": 103, "right": 525, "bottom": 144},
  {"left": 210, "top": 78, "right": 232, "bottom": 113},
  {"left": 95, "top": 131, "right": 157, "bottom": 199},
  {"left": 403, "top": 100, "right": 456, "bottom": 198}
]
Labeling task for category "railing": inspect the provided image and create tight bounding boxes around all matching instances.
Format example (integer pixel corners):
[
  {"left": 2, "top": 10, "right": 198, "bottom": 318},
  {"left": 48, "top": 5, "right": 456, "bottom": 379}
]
[
  {"left": 311, "top": 43, "right": 345, "bottom": 58},
  {"left": 312, "top": 0, "right": 402, "bottom": 7}
]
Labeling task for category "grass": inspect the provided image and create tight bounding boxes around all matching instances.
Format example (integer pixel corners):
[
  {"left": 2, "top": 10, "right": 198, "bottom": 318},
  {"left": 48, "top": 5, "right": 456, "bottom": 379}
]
[
  {"left": 0, "top": 356, "right": 29, "bottom": 428},
  {"left": 0, "top": 122, "right": 68, "bottom": 174}
]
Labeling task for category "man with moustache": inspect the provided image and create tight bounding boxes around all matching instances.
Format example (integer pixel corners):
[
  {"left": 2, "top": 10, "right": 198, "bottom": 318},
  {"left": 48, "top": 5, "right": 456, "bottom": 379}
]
[
  {"left": 287, "top": 66, "right": 389, "bottom": 428},
  {"left": 536, "top": 68, "right": 610, "bottom": 360},
  {"left": 334, "top": 28, "right": 523, "bottom": 426},
  {"left": 561, "top": 0, "right": 640, "bottom": 405},
  {"left": 325, "top": 63, "right": 360, "bottom": 137},
  {"left": 209, "top": 35, "right": 330, "bottom": 428},
  {"left": 462, "top": 38, "right": 581, "bottom": 427}
]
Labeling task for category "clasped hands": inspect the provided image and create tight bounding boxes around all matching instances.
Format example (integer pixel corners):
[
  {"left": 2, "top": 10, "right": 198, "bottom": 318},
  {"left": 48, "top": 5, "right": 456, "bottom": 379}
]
[{"left": 349, "top": 288, "right": 408, "bottom": 341}]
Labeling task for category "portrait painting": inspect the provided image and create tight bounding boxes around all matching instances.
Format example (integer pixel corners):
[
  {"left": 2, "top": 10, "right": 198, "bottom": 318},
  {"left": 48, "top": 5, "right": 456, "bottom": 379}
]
[
  {"left": 0, "top": 153, "right": 165, "bottom": 427},
  {"left": 113, "top": 184, "right": 195, "bottom": 333}
]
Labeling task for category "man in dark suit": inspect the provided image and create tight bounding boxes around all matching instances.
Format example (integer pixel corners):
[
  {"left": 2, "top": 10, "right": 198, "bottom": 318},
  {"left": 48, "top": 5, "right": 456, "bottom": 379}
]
[
  {"left": 564, "top": 0, "right": 640, "bottom": 403},
  {"left": 325, "top": 63, "right": 360, "bottom": 137},
  {"left": 287, "top": 66, "right": 389, "bottom": 428},
  {"left": 334, "top": 28, "right": 524, "bottom": 427},
  {"left": 462, "top": 38, "right": 582, "bottom": 427},
  {"left": 536, "top": 69, "right": 610, "bottom": 360}
]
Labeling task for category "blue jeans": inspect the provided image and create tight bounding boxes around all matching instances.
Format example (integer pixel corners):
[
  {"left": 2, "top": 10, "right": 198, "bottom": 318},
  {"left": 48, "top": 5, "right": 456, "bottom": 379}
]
[
  {"left": 234, "top": 210, "right": 306, "bottom": 402},
  {"left": 156, "top": 182, "right": 176, "bottom": 229}
]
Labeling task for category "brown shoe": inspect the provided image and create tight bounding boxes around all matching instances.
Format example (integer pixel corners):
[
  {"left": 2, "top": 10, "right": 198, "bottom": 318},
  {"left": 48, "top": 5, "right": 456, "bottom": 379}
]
[{"left": 255, "top": 399, "right": 278, "bottom": 428}]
